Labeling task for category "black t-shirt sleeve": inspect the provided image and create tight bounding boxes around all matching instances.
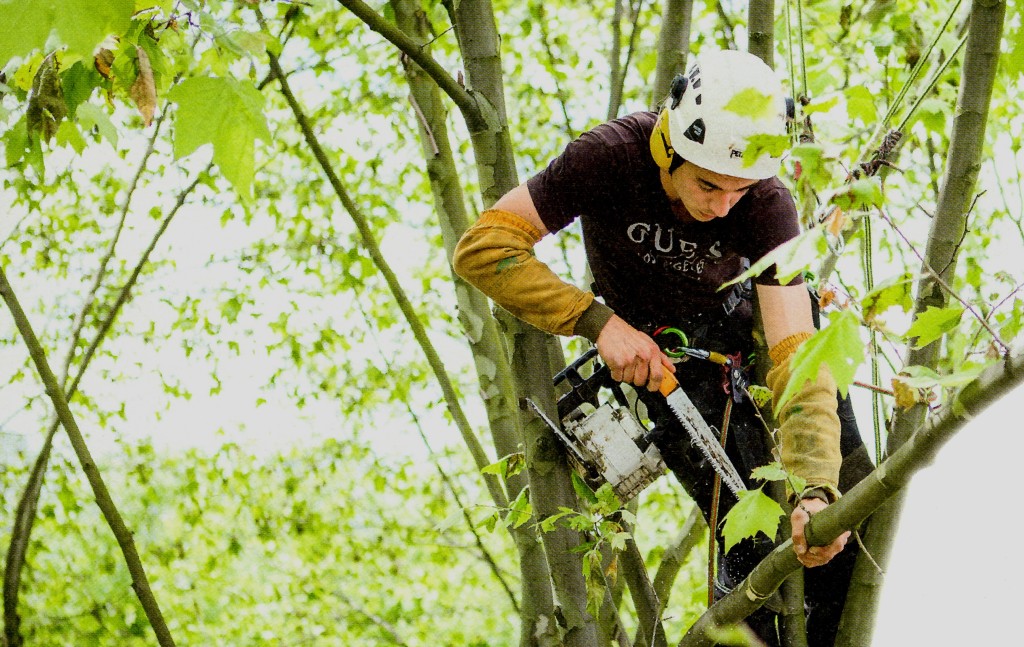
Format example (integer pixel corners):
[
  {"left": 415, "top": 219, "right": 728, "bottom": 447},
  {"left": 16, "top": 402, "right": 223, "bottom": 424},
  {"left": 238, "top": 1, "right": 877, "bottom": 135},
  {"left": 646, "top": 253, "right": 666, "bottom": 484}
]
[
  {"left": 527, "top": 113, "right": 657, "bottom": 234},
  {"left": 527, "top": 136, "right": 614, "bottom": 233},
  {"left": 740, "top": 181, "right": 805, "bottom": 287}
]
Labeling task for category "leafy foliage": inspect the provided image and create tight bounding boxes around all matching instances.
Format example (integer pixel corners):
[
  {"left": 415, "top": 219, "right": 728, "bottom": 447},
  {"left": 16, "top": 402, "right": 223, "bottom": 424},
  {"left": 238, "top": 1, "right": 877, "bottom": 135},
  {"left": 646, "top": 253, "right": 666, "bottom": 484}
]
[
  {"left": 905, "top": 305, "right": 965, "bottom": 348},
  {"left": 0, "top": 0, "right": 134, "bottom": 63},
  {"left": 0, "top": 0, "right": 1021, "bottom": 645}
]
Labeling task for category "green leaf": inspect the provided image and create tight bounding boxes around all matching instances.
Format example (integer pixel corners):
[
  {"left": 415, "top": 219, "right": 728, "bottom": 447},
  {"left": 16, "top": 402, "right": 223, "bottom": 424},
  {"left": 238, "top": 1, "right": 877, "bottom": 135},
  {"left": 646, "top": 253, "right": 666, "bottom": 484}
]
[
  {"left": 844, "top": 85, "right": 876, "bottom": 124},
  {"left": 751, "top": 462, "right": 806, "bottom": 496},
  {"left": 55, "top": 119, "right": 86, "bottom": 153},
  {"left": 750, "top": 462, "right": 789, "bottom": 483},
  {"left": 504, "top": 488, "right": 532, "bottom": 529},
  {"left": 721, "top": 227, "right": 825, "bottom": 290},
  {"left": 778, "top": 310, "right": 864, "bottom": 411},
  {"left": 540, "top": 507, "right": 575, "bottom": 533},
  {"left": 0, "top": 0, "right": 134, "bottom": 63},
  {"left": 167, "top": 76, "right": 271, "bottom": 197},
  {"left": 898, "top": 363, "right": 987, "bottom": 390},
  {"left": 824, "top": 177, "right": 884, "bottom": 211},
  {"left": 803, "top": 95, "right": 840, "bottom": 116},
  {"left": 720, "top": 487, "right": 784, "bottom": 553},
  {"left": 608, "top": 531, "right": 631, "bottom": 552},
  {"left": 723, "top": 87, "right": 775, "bottom": 120},
  {"left": 480, "top": 452, "right": 525, "bottom": 480},
  {"left": 913, "top": 97, "right": 948, "bottom": 134},
  {"left": 592, "top": 483, "right": 622, "bottom": 516},
  {"left": 905, "top": 305, "right": 964, "bottom": 348},
  {"left": 743, "top": 134, "right": 790, "bottom": 168},
  {"left": 791, "top": 142, "right": 832, "bottom": 187},
  {"left": 863, "top": 272, "right": 914, "bottom": 322},
  {"left": 135, "top": 0, "right": 174, "bottom": 11},
  {"left": 571, "top": 471, "right": 598, "bottom": 505},
  {"left": 76, "top": 102, "right": 119, "bottom": 147},
  {"left": 1007, "top": 21, "right": 1024, "bottom": 78},
  {"left": 61, "top": 60, "right": 102, "bottom": 118}
]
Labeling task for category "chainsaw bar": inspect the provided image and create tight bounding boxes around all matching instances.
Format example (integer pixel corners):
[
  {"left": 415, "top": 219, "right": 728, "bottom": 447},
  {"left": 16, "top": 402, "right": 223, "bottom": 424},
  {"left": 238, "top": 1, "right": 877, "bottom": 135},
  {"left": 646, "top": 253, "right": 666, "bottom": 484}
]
[
  {"left": 525, "top": 398, "right": 591, "bottom": 468},
  {"left": 660, "top": 375, "right": 746, "bottom": 495}
]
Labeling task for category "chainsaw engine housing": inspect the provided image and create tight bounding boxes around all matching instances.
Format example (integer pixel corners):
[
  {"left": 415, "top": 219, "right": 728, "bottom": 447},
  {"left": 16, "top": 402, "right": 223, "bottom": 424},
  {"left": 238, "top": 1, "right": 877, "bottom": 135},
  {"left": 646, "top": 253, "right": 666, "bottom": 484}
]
[{"left": 561, "top": 403, "right": 666, "bottom": 502}]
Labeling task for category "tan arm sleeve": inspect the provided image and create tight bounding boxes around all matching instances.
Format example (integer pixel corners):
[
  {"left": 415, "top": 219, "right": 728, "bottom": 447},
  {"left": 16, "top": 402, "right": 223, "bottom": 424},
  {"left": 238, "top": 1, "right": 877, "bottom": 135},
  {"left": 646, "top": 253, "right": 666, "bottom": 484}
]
[
  {"left": 765, "top": 332, "right": 843, "bottom": 501},
  {"left": 453, "top": 209, "right": 614, "bottom": 339}
]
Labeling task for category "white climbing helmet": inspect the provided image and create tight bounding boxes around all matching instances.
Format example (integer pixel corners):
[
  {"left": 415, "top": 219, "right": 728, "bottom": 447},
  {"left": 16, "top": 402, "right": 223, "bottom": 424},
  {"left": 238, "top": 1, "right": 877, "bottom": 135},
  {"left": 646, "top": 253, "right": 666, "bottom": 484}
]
[{"left": 664, "top": 50, "right": 791, "bottom": 180}]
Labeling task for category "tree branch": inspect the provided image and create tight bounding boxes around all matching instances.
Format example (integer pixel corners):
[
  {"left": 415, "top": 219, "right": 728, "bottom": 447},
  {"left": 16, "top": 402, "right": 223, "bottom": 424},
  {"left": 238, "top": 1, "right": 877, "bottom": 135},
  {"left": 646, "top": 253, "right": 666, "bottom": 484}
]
[
  {"left": 652, "top": 505, "right": 704, "bottom": 613},
  {"left": 677, "top": 346, "right": 1024, "bottom": 646},
  {"left": 3, "top": 123, "right": 198, "bottom": 647},
  {"left": 333, "top": 0, "right": 481, "bottom": 125},
  {"left": 261, "top": 35, "right": 508, "bottom": 509},
  {"left": 0, "top": 267, "right": 177, "bottom": 647}
]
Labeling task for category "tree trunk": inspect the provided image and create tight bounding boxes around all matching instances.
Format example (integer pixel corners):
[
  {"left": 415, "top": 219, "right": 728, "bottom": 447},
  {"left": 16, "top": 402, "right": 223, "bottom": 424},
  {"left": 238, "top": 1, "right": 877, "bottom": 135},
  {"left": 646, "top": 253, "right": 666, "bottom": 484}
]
[
  {"left": 501, "top": 312, "right": 601, "bottom": 646},
  {"left": 835, "top": 2, "right": 1006, "bottom": 643},
  {"left": 747, "top": 0, "right": 775, "bottom": 65},
  {"left": 652, "top": 0, "right": 694, "bottom": 105},
  {"left": 388, "top": 1, "right": 557, "bottom": 643}
]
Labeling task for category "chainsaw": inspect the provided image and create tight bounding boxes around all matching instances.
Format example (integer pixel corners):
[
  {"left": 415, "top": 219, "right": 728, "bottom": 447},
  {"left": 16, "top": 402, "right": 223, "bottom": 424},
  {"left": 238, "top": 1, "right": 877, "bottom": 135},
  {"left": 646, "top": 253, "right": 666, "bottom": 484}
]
[{"left": 529, "top": 343, "right": 747, "bottom": 503}]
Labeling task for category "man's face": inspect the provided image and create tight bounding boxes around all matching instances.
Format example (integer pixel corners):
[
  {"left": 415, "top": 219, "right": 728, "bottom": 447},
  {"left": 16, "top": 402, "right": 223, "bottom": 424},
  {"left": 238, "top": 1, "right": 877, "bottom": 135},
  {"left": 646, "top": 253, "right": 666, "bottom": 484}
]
[{"left": 668, "top": 162, "right": 759, "bottom": 222}]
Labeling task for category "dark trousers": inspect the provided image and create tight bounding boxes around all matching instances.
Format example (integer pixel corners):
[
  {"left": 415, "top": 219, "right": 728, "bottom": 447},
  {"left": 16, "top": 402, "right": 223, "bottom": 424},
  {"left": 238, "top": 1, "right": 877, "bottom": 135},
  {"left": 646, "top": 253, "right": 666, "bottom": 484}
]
[{"left": 636, "top": 325, "right": 873, "bottom": 647}]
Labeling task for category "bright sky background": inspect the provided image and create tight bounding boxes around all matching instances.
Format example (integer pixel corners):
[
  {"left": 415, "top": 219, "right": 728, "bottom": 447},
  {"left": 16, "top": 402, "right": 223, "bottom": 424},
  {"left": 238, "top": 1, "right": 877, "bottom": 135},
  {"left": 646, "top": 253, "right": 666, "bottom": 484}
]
[{"left": 873, "top": 379, "right": 1023, "bottom": 644}]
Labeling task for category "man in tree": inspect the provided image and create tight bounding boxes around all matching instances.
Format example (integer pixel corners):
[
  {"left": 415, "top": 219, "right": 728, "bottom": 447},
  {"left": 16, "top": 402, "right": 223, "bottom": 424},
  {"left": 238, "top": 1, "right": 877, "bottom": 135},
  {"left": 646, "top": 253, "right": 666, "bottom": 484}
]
[{"left": 454, "top": 49, "right": 873, "bottom": 646}]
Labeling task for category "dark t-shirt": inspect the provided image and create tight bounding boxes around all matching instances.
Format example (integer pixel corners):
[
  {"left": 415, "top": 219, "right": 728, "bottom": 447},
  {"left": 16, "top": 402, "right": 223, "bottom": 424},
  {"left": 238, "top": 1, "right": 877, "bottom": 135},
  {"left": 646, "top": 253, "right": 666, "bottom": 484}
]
[{"left": 527, "top": 111, "right": 802, "bottom": 333}]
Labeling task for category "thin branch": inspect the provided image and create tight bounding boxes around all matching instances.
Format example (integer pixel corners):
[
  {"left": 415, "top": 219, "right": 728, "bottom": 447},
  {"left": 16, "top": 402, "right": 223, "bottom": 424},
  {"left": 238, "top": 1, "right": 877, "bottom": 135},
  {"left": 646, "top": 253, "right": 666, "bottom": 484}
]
[
  {"left": 3, "top": 165, "right": 205, "bottom": 647},
  {"left": 353, "top": 297, "right": 519, "bottom": 613},
  {"left": 0, "top": 213, "right": 33, "bottom": 253},
  {"left": 260, "top": 29, "right": 508, "bottom": 509},
  {"left": 406, "top": 81, "right": 440, "bottom": 156},
  {"left": 714, "top": 1, "right": 737, "bottom": 49},
  {"left": 652, "top": 505, "right": 705, "bottom": 613},
  {"left": 333, "top": 0, "right": 481, "bottom": 125},
  {"left": 60, "top": 112, "right": 165, "bottom": 385},
  {"left": 0, "top": 267, "right": 177, "bottom": 647},
  {"left": 534, "top": 1, "right": 575, "bottom": 138},
  {"left": 877, "top": 205, "right": 1010, "bottom": 355},
  {"left": 334, "top": 589, "right": 411, "bottom": 647}
]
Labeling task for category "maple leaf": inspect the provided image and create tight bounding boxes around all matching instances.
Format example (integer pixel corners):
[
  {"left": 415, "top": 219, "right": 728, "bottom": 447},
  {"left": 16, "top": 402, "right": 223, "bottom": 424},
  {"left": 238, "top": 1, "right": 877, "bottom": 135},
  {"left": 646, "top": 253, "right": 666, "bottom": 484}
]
[
  {"left": 863, "top": 273, "right": 914, "bottom": 324},
  {"left": 721, "top": 487, "right": 784, "bottom": 553},
  {"left": 778, "top": 309, "right": 865, "bottom": 412},
  {"left": 720, "top": 227, "right": 824, "bottom": 291},
  {"left": 168, "top": 76, "right": 271, "bottom": 198},
  {"left": 723, "top": 87, "right": 776, "bottom": 120},
  {"left": 906, "top": 305, "right": 964, "bottom": 348}
]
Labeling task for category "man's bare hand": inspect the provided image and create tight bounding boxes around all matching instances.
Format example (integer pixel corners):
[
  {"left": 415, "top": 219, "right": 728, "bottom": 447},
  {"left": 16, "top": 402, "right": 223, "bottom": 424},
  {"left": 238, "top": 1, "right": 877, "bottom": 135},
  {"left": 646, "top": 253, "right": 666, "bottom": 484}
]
[
  {"left": 595, "top": 315, "right": 675, "bottom": 391},
  {"left": 791, "top": 497, "right": 849, "bottom": 568}
]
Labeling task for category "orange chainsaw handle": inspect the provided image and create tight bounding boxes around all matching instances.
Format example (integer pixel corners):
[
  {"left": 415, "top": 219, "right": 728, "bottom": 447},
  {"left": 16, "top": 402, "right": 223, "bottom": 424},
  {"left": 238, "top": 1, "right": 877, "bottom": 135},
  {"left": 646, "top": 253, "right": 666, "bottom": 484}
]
[{"left": 658, "top": 371, "right": 680, "bottom": 397}]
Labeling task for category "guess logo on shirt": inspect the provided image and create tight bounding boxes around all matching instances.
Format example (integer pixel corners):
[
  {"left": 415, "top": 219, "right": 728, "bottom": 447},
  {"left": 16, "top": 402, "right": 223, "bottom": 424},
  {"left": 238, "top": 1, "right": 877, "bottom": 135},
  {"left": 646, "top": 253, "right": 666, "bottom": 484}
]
[{"left": 625, "top": 221, "right": 723, "bottom": 276}]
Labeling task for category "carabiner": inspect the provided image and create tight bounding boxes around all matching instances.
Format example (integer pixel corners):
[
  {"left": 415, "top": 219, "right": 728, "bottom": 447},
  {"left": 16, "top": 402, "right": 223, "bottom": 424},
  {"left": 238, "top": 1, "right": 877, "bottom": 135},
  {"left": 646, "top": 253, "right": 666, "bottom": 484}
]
[{"left": 653, "top": 326, "right": 690, "bottom": 358}]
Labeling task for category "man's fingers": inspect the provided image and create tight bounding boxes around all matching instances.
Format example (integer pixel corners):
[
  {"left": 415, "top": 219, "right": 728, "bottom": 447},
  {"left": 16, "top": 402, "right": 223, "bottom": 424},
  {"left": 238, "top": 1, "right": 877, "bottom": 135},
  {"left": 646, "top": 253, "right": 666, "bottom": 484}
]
[{"left": 632, "top": 360, "right": 649, "bottom": 387}]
